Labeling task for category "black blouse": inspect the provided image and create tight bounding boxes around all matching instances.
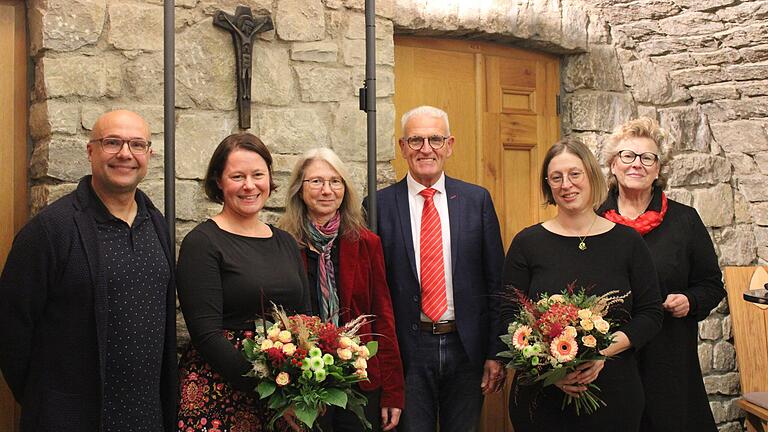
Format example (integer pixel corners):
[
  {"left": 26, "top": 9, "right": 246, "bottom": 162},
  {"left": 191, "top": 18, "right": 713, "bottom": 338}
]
[{"left": 176, "top": 220, "right": 310, "bottom": 390}]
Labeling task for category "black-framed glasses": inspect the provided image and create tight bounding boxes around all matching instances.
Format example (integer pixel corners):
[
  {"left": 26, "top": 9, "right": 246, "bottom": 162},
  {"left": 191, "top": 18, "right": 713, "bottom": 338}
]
[
  {"left": 617, "top": 149, "right": 658, "bottom": 167},
  {"left": 91, "top": 137, "right": 152, "bottom": 154},
  {"left": 404, "top": 135, "right": 448, "bottom": 151},
  {"left": 546, "top": 170, "right": 585, "bottom": 187},
  {"left": 303, "top": 177, "right": 345, "bottom": 190}
]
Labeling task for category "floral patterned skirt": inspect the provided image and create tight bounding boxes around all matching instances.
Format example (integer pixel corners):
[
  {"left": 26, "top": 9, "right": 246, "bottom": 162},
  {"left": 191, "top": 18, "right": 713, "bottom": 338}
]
[{"left": 177, "top": 330, "right": 292, "bottom": 432}]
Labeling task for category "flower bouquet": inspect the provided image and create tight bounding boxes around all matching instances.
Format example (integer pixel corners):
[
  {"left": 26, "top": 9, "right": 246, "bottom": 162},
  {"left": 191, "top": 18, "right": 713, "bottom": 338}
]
[
  {"left": 499, "top": 283, "right": 627, "bottom": 415},
  {"left": 242, "top": 305, "right": 378, "bottom": 430}
]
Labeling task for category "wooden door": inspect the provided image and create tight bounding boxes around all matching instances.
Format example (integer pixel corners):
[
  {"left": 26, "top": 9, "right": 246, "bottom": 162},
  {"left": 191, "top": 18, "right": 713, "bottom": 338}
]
[
  {"left": 0, "top": 0, "right": 28, "bottom": 430},
  {"left": 394, "top": 37, "right": 560, "bottom": 431}
]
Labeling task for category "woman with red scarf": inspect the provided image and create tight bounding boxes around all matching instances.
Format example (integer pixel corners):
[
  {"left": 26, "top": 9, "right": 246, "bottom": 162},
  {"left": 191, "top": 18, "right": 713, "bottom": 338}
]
[
  {"left": 598, "top": 118, "right": 725, "bottom": 432},
  {"left": 279, "top": 148, "right": 404, "bottom": 432}
]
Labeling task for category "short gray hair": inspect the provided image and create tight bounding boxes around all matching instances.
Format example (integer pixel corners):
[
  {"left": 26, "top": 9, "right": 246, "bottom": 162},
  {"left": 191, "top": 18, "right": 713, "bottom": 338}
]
[{"left": 400, "top": 105, "right": 451, "bottom": 135}]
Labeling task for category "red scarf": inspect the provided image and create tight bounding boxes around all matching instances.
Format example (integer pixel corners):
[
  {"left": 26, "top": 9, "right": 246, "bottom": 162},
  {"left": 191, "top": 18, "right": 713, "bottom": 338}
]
[{"left": 603, "top": 192, "right": 668, "bottom": 236}]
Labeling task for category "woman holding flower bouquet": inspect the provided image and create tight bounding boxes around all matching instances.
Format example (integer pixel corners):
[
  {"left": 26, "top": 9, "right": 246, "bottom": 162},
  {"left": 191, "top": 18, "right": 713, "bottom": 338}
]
[
  {"left": 598, "top": 118, "right": 724, "bottom": 432},
  {"left": 279, "top": 148, "right": 404, "bottom": 431},
  {"left": 503, "top": 138, "right": 663, "bottom": 431},
  {"left": 176, "top": 133, "right": 311, "bottom": 431}
]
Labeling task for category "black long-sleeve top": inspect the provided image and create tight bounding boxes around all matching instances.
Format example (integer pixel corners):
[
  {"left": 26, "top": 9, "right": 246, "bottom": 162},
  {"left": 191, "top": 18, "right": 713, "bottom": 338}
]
[
  {"left": 503, "top": 223, "right": 663, "bottom": 352},
  {"left": 599, "top": 189, "right": 725, "bottom": 432},
  {"left": 176, "top": 220, "right": 310, "bottom": 390}
]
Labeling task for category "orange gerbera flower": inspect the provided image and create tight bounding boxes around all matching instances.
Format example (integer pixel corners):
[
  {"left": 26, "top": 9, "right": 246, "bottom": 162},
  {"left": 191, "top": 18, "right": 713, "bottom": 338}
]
[
  {"left": 550, "top": 335, "right": 578, "bottom": 363},
  {"left": 512, "top": 325, "right": 533, "bottom": 350}
]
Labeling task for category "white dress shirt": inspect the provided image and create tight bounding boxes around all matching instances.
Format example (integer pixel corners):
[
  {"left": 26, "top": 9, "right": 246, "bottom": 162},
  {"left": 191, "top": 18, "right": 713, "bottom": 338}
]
[{"left": 406, "top": 172, "right": 455, "bottom": 322}]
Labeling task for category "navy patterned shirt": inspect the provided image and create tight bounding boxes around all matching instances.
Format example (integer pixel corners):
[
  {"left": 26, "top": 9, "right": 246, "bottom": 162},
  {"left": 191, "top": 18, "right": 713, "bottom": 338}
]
[{"left": 92, "top": 189, "right": 169, "bottom": 432}]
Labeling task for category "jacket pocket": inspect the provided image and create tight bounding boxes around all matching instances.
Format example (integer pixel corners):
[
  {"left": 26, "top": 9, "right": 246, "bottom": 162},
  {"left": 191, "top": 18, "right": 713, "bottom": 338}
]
[{"left": 40, "top": 388, "right": 97, "bottom": 432}]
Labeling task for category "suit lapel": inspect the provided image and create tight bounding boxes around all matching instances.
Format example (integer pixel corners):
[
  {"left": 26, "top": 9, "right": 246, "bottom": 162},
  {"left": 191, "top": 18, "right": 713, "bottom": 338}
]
[
  {"left": 446, "top": 177, "right": 460, "bottom": 276},
  {"left": 394, "top": 179, "right": 418, "bottom": 279}
]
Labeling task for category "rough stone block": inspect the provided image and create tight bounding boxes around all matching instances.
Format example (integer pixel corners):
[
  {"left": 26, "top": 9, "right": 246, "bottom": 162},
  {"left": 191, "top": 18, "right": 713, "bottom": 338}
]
[
  {"left": 738, "top": 174, "right": 768, "bottom": 202},
  {"left": 345, "top": 14, "right": 392, "bottom": 40},
  {"left": 330, "top": 101, "right": 394, "bottom": 162},
  {"left": 291, "top": 42, "right": 338, "bottom": 63},
  {"left": 726, "top": 152, "right": 757, "bottom": 175},
  {"left": 670, "top": 66, "right": 725, "bottom": 86},
  {"left": 622, "top": 59, "right": 689, "bottom": 104},
  {"left": 688, "top": 83, "right": 739, "bottom": 103},
  {"left": 176, "top": 18, "right": 234, "bottom": 110},
  {"left": 352, "top": 66, "right": 394, "bottom": 97},
  {"left": 721, "top": 22, "right": 768, "bottom": 48},
  {"left": 40, "top": 56, "right": 108, "bottom": 98},
  {"left": 711, "top": 120, "right": 768, "bottom": 154},
  {"left": 716, "top": 225, "right": 757, "bottom": 265},
  {"left": 651, "top": 53, "right": 696, "bottom": 70},
  {"left": 175, "top": 111, "right": 239, "bottom": 179},
  {"left": 700, "top": 315, "right": 724, "bottom": 340},
  {"left": 659, "top": 12, "right": 725, "bottom": 36},
  {"left": 30, "top": 100, "right": 81, "bottom": 140},
  {"left": 713, "top": 341, "right": 737, "bottom": 371},
  {"left": 563, "top": 45, "right": 624, "bottom": 92},
  {"left": 107, "top": 2, "right": 163, "bottom": 51},
  {"left": 739, "top": 44, "right": 768, "bottom": 63},
  {"left": 740, "top": 80, "right": 768, "bottom": 97},
  {"left": 124, "top": 53, "right": 164, "bottom": 104},
  {"left": 734, "top": 191, "right": 753, "bottom": 224},
  {"left": 725, "top": 62, "right": 768, "bottom": 81},
  {"left": 30, "top": 0, "right": 106, "bottom": 54},
  {"left": 251, "top": 43, "right": 296, "bottom": 106},
  {"left": 703, "top": 372, "right": 740, "bottom": 396},
  {"left": 342, "top": 39, "right": 365, "bottom": 66},
  {"left": 757, "top": 202, "right": 768, "bottom": 226},
  {"left": 666, "top": 188, "right": 694, "bottom": 206},
  {"left": 275, "top": 0, "right": 324, "bottom": 41},
  {"left": 294, "top": 65, "right": 352, "bottom": 102},
  {"left": 704, "top": 97, "right": 768, "bottom": 122},
  {"left": 31, "top": 135, "right": 91, "bottom": 182},
  {"left": 691, "top": 48, "right": 742, "bottom": 66},
  {"left": 722, "top": 314, "right": 733, "bottom": 340},
  {"left": 659, "top": 106, "right": 710, "bottom": 152},
  {"left": 560, "top": 0, "right": 589, "bottom": 50},
  {"left": 756, "top": 152, "right": 768, "bottom": 175},
  {"left": 667, "top": 153, "right": 731, "bottom": 187},
  {"left": 257, "top": 108, "right": 329, "bottom": 155},
  {"left": 31, "top": 183, "right": 78, "bottom": 215},
  {"left": 692, "top": 183, "right": 733, "bottom": 227},
  {"left": 567, "top": 91, "right": 635, "bottom": 133},
  {"left": 698, "top": 342, "right": 713, "bottom": 374}
]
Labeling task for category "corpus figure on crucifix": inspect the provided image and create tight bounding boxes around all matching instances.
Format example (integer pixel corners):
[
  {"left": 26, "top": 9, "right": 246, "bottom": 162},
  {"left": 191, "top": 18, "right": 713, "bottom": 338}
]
[{"left": 214, "top": 6, "right": 273, "bottom": 129}]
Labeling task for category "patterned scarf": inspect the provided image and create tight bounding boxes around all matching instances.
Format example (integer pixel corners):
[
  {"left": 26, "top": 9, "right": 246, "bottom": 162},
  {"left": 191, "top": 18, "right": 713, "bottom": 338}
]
[
  {"left": 600, "top": 186, "right": 668, "bottom": 236},
  {"left": 306, "top": 212, "right": 341, "bottom": 325}
]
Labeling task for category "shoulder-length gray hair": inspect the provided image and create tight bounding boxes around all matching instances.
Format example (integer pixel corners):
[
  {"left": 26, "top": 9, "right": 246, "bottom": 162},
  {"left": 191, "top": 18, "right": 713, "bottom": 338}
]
[
  {"left": 602, "top": 117, "right": 669, "bottom": 190},
  {"left": 278, "top": 148, "right": 365, "bottom": 246}
]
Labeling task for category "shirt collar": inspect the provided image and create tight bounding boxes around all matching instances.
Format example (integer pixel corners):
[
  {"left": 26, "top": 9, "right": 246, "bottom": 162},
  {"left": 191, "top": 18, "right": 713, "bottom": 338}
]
[
  {"left": 87, "top": 181, "right": 149, "bottom": 225},
  {"left": 406, "top": 171, "right": 446, "bottom": 198}
]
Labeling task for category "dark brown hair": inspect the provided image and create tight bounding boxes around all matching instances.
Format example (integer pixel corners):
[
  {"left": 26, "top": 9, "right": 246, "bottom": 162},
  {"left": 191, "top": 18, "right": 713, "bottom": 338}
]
[{"left": 203, "top": 133, "right": 277, "bottom": 204}]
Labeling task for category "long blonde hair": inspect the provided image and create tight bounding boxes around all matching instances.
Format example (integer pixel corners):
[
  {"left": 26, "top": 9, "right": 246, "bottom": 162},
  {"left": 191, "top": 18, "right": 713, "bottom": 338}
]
[{"left": 279, "top": 148, "right": 365, "bottom": 246}]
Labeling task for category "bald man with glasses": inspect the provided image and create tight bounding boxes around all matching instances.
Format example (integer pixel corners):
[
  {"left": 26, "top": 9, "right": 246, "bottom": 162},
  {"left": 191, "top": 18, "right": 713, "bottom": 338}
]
[{"left": 0, "top": 110, "right": 178, "bottom": 431}]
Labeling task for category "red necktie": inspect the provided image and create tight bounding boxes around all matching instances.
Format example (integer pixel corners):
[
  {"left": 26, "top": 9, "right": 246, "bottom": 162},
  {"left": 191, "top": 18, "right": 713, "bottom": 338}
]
[{"left": 419, "top": 188, "right": 447, "bottom": 322}]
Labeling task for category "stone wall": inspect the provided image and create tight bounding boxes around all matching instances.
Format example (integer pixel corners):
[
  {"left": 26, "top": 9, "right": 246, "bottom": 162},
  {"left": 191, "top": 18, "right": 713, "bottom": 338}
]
[{"left": 26, "top": 0, "right": 768, "bottom": 430}]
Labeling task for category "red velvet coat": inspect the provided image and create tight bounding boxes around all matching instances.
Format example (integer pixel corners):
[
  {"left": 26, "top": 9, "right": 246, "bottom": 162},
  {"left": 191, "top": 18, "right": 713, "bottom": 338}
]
[{"left": 301, "top": 228, "right": 405, "bottom": 409}]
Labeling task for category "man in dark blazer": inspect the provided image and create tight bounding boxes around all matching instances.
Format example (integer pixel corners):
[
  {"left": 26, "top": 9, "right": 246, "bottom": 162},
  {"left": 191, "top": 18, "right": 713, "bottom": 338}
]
[
  {"left": 369, "top": 106, "right": 506, "bottom": 431},
  {"left": 0, "top": 110, "right": 177, "bottom": 431}
]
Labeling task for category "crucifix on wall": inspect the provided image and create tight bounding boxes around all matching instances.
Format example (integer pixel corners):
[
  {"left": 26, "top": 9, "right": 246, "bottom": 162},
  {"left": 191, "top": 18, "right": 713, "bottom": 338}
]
[{"left": 213, "top": 6, "right": 273, "bottom": 129}]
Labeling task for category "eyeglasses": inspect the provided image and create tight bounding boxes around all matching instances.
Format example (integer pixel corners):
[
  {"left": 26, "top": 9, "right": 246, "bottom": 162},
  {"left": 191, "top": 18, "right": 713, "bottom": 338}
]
[
  {"left": 90, "top": 137, "right": 152, "bottom": 154},
  {"left": 303, "top": 177, "right": 345, "bottom": 190},
  {"left": 404, "top": 135, "right": 448, "bottom": 151},
  {"left": 617, "top": 150, "right": 658, "bottom": 167},
  {"left": 546, "top": 171, "right": 585, "bottom": 187}
]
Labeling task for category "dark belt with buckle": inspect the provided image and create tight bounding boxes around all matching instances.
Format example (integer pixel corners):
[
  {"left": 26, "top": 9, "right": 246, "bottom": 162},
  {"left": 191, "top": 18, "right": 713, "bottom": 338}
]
[{"left": 420, "top": 321, "right": 457, "bottom": 334}]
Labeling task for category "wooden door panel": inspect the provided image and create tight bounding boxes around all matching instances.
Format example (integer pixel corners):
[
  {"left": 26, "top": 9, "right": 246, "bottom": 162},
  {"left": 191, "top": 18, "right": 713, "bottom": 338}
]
[
  {"left": 0, "top": 1, "right": 27, "bottom": 430},
  {"left": 393, "top": 44, "right": 478, "bottom": 183}
]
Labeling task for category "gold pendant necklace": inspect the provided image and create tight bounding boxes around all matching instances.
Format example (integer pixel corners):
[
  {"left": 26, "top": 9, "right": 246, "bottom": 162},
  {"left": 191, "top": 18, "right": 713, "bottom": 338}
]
[{"left": 577, "top": 215, "right": 598, "bottom": 251}]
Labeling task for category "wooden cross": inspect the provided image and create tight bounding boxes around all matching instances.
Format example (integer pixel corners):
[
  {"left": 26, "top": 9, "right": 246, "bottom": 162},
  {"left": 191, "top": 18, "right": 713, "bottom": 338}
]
[{"left": 213, "top": 6, "right": 273, "bottom": 129}]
